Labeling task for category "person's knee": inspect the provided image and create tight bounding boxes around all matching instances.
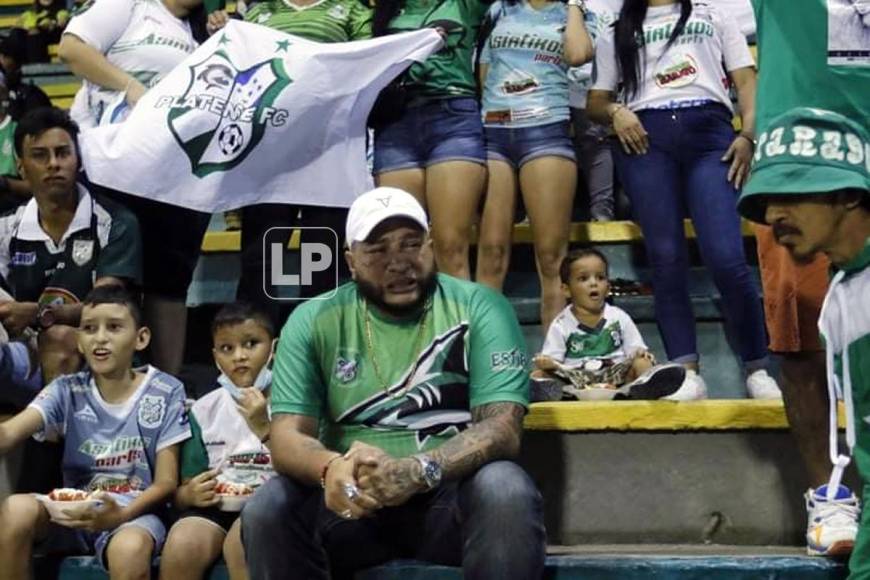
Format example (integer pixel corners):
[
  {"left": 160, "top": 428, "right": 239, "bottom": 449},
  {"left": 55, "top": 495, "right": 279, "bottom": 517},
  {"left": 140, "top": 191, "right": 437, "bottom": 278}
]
[
  {"left": 462, "top": 461, "right": 542, "bottom": 518},
  {"left": 534, "top": 246, "right": 564, "bottom": 280},
  {"left": 0, "top": 494, "right": 44, "bottom": 543},
  {"left": 477, "top": 243, "right": 509, "bottom": 274},
  {"left": 38, "top": 324, "right": 81, "bottom": 378},
  {"left": 105, "top": 529, "right": 154, "bottom": 580},
  {"left": 161, "top": 522, "right": 220, "bottom": 568}
]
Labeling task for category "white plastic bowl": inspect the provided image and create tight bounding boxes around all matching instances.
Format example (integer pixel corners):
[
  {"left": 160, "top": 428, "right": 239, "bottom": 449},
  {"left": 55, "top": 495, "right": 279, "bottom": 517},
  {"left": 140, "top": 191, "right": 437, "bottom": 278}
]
[
  {"left": 575, "top": 387, "right": 618, "bottom": 401},
  {"left": 35, "top": 495, "right": 102, "bottom": 525},
  {"left": 218, "top": 494, "right": 252, "bottom": 512}
]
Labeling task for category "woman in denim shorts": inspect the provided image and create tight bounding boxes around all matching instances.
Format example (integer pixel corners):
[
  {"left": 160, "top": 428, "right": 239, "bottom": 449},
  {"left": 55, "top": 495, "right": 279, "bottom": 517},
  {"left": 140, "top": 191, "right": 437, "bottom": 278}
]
[
  {"left": 476, "top": 0, "right": 593, "bottom": 329},
  {"left": 586, "top": 0, "right": 780, "bottom": 398},
  {"left": 371, "top": 0, "right": 494, "bottom": 278}
]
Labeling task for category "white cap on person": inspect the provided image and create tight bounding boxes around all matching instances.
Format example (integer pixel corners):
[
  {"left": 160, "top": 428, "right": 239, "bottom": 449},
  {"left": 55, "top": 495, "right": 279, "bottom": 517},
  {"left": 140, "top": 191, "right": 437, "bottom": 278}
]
[{"left": 345, "top": 187, "right": 429, "bottom": 246}]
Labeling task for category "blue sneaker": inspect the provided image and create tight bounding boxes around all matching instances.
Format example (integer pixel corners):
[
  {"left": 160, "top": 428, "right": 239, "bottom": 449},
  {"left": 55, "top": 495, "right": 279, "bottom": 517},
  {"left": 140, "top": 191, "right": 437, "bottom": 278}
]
[{"left": 805, "top": 484, "right": 860, "bottom": 557}]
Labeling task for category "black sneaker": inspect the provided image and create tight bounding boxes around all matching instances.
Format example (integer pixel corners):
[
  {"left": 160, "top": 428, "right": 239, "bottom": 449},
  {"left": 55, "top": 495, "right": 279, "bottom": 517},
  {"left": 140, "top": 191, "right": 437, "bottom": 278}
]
[{"left": 613, "top": 364, "right": 686, "bottom": 400}]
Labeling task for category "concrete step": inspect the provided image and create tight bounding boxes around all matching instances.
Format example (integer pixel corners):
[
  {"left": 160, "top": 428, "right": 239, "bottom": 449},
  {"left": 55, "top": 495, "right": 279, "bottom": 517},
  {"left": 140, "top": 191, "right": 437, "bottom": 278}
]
[{"left": 50, "top": 547, "right": 848, "bottom": 580}]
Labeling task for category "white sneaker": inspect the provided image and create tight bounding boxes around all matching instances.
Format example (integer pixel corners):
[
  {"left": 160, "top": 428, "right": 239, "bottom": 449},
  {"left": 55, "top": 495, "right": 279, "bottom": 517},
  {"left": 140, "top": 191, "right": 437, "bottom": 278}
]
[
  {"left": 746, "top": 369, "right": 783, "bottom": 400},
  {"left": 662, "top": 369, "right": 708, "bottom": 401},
  {"left": 805, "top": 485, "right": 860, "bottom": 557}
]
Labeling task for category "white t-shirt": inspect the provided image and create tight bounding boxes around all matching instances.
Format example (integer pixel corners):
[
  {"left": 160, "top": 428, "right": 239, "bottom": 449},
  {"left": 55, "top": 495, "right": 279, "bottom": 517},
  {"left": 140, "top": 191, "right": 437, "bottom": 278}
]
[
  {"left": 592, "top": 0, "right": 754, "bottom": 112},
  {"left": 541, "top": 303, "right": 646, "bottom": 367},
  {"left": 568, "top": 0, "right": 622, "bottom": 108},
  {"left": 65, "top": 0, "right": 197, "bottom": 127}
]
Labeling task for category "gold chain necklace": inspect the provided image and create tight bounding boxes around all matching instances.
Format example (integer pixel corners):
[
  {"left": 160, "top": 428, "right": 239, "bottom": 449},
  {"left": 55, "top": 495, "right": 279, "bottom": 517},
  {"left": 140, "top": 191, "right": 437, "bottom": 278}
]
[{"left": 363, "top": 298, "right": 431, "bottom": 399}]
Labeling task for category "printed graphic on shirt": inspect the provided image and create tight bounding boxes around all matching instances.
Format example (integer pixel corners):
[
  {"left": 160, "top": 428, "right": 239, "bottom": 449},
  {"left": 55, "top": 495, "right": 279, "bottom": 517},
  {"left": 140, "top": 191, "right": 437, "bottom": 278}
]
[
  {"left": 654, "top": 53, "right": 700, "bottom": 88},
  {"left": 565, "top": 321, "right": 623, "bottom": 358},
  {"left": 827, "top": 0, "right": 870, "bottom": 65},
  {"left": 336, "top": 323, "right": 471, "bottom": 450}
]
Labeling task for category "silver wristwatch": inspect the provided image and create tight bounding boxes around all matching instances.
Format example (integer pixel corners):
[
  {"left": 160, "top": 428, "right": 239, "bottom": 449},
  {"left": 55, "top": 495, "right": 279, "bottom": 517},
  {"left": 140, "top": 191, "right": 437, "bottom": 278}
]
[{"left": 413, "top": 454, "right": 443, "bottom": 490}]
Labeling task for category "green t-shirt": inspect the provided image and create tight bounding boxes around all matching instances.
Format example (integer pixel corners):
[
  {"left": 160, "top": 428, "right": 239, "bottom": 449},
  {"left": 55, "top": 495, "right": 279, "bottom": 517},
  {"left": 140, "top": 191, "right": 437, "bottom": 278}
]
[
  {"left": 0, "top": 118, "right": 17, "bottom": 178},
  {"left": 245, "top": 0, "right": 372, "bottom": 43},
  {"left": 387, "top": 0, "right": 491, "bottom": 97},
  {"left": 271, "top": 274, "right": 529, "bottom": 457},
  {"left": 752, "top": 0, "right": 870, "bottom": 132}
]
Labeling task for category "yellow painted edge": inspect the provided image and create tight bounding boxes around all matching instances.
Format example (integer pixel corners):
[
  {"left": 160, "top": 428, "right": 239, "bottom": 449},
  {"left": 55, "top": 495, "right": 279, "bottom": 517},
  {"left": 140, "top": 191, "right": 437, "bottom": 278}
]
[
  {"left": 524, "top": 400, "right": 847, "bottom": 432},
  {"left": 0, "top": 15, "right": 19, "bottom": 26},
  {"left": 198, "top": 220, "right": 756, "bottom": 254},
  {"left": 42, "top": 83, "right": 81, "bottom": 97},
  {"left": 0, "top": 0, "right": 28, "bottom": 6},
  {"left": 50, "top": 96, "right": 74, "bottom": 109}
]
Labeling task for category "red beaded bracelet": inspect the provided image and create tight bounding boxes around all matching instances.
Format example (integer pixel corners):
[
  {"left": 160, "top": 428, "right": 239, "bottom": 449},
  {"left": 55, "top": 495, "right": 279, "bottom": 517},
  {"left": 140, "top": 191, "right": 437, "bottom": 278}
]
[{"left": 320, "top": 454, "right": 342, "bottom": 489}]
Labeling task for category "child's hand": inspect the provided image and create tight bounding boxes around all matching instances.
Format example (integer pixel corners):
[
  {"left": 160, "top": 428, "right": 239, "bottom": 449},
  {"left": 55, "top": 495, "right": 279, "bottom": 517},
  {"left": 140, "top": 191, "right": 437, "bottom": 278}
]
[
  {"left": 186, "top": 469, "right": 221, "bottom": 508},
  {"left": 63, "top": 493, "right": 126, "bottom": 532},
  {"left": 533, "top": 354, "right": 558, "bottom": 371},
  {"left": 236, "top": 388, "right": 270, "bottom": 442}
]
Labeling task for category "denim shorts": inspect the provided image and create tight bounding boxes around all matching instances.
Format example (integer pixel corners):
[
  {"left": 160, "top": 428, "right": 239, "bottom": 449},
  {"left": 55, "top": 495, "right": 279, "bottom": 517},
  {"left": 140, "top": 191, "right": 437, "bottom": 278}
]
[
  {"left": 373, "top": 97, "right": 486, "bottom": 174},
  {"left": 36, "top": 512, "right": 166, "bottom": 571},
  {"left": 484, "top": 121, "right": 576, "bottom": 168}
]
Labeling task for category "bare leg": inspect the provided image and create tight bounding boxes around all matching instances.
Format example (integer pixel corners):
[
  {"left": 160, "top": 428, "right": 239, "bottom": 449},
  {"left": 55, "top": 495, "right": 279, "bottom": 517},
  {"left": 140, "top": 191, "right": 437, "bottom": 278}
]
[
  {"left": 519, "top": 156, "right": 575, "bottom": 331},
  {"left": 780, "top": 351, "right": 830, "bottom": 487},
  {"left": 223, "top": 519, "right": 249, "bottom": 580},
  {"left": 37, "top": 324, "right": 81, "bottom": 384},
  {"left": 105, "top": 526, "right": 155, "bottom": 580},
  {"left": 159, "top": 518, "right": 225, "bottom": 580},
  {"left": 144, "top": 296, "right": 187, "bottom": 375},
  {"left": 424, "top": 161, "right": 487, "bottom": 279},
  {"left": 475, "top": 160, "right": 518, "bottom": 291},
  {"left": 0, "top": 494, "right": 51, "bottom": 580},
  {"left": 375, "top": 169, "right": 426, "bottom": 206}
]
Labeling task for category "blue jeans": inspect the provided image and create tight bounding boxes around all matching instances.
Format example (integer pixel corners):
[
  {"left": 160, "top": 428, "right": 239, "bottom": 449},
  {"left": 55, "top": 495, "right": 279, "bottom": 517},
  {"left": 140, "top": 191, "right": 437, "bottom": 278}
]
[
  {"left": 613, "top": 104, "right": 768, "bottom": 366},
  {"left": 373, "top": 97, "right": 486, "bottom": 173},
  {"left": 241, "top": 461, "right": 546, "bottom": 580},
  {"left": 484, "top": 121, "right": 576, "bottom": 168}
]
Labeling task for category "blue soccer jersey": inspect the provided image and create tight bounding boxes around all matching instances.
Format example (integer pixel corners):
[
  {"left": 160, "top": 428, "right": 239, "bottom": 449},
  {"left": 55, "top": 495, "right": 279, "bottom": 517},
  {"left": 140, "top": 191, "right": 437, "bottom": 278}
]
[
  {"left": 480, "top": 0, "right": 572, "bottom": 127},
  {"left": 28, "top": 366, "right": 190, "bottom": 500}
]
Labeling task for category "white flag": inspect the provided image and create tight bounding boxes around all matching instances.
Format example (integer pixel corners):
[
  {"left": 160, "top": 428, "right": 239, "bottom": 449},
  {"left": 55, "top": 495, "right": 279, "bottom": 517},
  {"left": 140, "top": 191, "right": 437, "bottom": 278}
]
[{"left": 79, "top": 21, "right": 443, "bottom": 212}]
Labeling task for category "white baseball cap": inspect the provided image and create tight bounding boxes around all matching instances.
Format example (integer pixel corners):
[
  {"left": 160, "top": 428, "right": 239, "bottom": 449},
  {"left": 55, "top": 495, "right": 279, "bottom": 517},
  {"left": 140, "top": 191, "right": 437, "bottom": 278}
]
[{"left": 345, "top": 187, "right": 429, "bottom": 246}]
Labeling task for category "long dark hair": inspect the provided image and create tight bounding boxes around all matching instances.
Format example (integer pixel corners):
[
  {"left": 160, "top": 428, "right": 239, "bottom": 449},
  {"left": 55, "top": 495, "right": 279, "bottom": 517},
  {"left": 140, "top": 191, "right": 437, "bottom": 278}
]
[
  {"left": 614, "top": 0, "right": 692, "bottom": 99},
  {"left": 373, "top": 0, "right": 403, "bottom": 36}
]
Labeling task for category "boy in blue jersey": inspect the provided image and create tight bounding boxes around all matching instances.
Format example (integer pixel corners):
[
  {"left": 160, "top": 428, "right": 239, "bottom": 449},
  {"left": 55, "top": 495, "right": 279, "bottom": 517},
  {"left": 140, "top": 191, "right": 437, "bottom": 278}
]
[{"left": 0, "top": 284, "right": 190, "bottom": 579}]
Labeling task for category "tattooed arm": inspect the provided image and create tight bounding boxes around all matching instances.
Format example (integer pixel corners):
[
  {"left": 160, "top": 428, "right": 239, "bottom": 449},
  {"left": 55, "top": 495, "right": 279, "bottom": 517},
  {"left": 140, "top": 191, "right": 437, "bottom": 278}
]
[{"left": 355, "top": 401, "right": 526, "bottom": 506}]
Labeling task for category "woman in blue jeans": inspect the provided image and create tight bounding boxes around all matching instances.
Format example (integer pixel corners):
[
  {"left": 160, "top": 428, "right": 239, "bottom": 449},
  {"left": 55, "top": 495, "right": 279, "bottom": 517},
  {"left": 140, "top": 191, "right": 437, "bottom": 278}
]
[
  {"left": 586, "top": 0, "right": 780, "bottom": 398},
  {"left": 476, "top": 0, "right": 593, "bottom": 330}
]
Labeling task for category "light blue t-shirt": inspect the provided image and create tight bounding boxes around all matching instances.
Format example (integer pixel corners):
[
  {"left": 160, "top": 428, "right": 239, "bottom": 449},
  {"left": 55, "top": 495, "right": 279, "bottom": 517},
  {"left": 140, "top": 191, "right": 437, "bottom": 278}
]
[
  {"left": 28, "top": 365, "right": 191, "bottom": 502},
  {"left": 480, "top": 0, "right": 572, "bottom": 127},
  {"left": 567, "top": 0, "right": 619, "bottom": 108}
]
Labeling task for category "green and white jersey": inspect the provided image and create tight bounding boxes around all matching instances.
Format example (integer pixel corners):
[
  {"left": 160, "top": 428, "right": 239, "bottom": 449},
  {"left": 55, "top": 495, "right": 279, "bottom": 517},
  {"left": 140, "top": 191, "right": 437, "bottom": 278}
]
[
  {"left": 752, "top": 0, "right": 870, "bottom": 132},
  {"left": 0, "top": 117, "right": 17, "bottom": 178},
  {"left": 387, "top": 0, "right": 491, "bottom": 98},
  {"left": 65, "top": 0, "right": 198, "bottom": 127},
  {"left": 245, "top": 0, "right": 372, "bottom": 43},
  {"left": 271, "top": 274, "right": 529, "bottom": 457},
  {"left": 181, "top": 385, "right": 275, "bottom": 489},
  {"left": 541, "top": 303, "right": 647, "bottom": 367},
  {"left": 821, "top": 240, "right": 870, "bottom": 478},
  {"left": 0, "top": 185, "right": 142, "bottom": 304}
]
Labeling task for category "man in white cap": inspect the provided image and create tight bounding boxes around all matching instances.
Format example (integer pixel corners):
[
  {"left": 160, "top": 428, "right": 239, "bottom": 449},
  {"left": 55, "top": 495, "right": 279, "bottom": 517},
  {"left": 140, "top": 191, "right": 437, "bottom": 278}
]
[{"left": 241, "top": 186, "right": 545, "bottom": 580}]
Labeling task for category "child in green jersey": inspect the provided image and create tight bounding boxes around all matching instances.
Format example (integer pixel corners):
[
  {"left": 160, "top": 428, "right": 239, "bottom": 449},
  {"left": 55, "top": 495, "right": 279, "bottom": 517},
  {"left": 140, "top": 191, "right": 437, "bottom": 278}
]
[
  {"left": 160, "top": 302, "right": 277, "bottom": 580},
  {"left": 533, "top": 247, "right": 695, "bottom": 401}
]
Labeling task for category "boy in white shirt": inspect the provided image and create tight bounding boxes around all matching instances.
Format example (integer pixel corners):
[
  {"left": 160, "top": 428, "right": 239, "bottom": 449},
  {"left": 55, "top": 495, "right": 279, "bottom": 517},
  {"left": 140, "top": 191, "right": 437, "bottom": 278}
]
[
  {"left": 534, "top": 247, "right": 700, "bottom": 400},
  {"left": 160, "top": 302, "right": 277, "bottom": 580}
]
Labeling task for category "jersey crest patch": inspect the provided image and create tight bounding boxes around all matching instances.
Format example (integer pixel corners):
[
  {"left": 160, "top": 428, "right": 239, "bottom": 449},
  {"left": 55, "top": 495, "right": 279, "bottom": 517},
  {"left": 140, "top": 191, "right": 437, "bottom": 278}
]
[
  {"left": 334, "top": 354, "right": 359, "bottom": 384},
  {"left": 138, "top": 395, "right": 166, "bottom": 429},
  {"left": 72, "top": 240, "right": 95, "bottom": 266}
]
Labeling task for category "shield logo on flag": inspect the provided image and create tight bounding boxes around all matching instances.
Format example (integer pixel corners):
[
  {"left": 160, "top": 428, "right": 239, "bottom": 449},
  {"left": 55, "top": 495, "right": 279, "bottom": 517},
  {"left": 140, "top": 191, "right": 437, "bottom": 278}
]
[{"left": 168, "top": 50, "right": 293, "bottom": 178}]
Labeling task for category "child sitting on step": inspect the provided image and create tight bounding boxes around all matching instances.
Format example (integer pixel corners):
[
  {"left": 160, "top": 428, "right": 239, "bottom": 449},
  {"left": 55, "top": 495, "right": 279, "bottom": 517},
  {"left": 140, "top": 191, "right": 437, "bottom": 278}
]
[
  {"left": 160, "top": 302, "right": 277, "bottom": 580},
  {"left": 0, "top": 284, "right": 190, "bottom": 578},
  {"left": 533, "top": 247, "right": 698, "bottom": 400}
]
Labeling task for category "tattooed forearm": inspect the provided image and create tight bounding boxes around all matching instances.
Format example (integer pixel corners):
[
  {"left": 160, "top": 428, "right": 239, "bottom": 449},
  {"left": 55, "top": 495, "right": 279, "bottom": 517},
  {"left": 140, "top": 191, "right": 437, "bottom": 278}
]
[{"left": 428, "top": 402, "right": 525, "bottom": 481}]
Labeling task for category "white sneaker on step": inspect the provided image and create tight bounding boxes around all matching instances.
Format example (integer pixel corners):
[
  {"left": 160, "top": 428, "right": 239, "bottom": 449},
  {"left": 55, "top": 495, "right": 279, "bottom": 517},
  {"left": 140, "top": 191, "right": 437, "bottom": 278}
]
[
  {"left": 746, "top": 369, "right": 783, "bottom": 399},
  {"left": 805, "top": 485, "right": 860, "bottom": 557},
  {"left": 662, "top": 369, "right": 708, "bottom": 401}
]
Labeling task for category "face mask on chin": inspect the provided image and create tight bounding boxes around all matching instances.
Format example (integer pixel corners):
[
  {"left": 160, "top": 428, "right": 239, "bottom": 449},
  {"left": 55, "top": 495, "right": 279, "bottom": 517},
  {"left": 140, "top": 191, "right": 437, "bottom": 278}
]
[{"left": 217, "top": 364, "right": 273, "bottom": 400}]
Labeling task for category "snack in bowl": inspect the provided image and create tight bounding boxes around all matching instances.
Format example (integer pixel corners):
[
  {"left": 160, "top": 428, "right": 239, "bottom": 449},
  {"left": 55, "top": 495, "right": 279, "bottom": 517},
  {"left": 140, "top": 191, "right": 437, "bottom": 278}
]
[
  {"left": 37, "top": 489, "right": 102, "bottom": 525},
  {"left": 215, "top": 481, "right": 254, "bottom": 512}
]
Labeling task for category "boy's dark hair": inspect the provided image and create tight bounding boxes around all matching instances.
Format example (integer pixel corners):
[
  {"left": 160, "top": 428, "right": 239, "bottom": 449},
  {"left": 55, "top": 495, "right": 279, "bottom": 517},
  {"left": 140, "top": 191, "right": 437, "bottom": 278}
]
[
  {"left": 14, "top": 106, "right": 80, "bottom": 158},
  {"left": 559, "top": 247, "right": 610, "bottom": 284},
  {"left": 81, "top": 284, "right": 144, "bottom": 327},
  {"left": 211, "top": 302, "right": 275, "bottom": 339}
]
